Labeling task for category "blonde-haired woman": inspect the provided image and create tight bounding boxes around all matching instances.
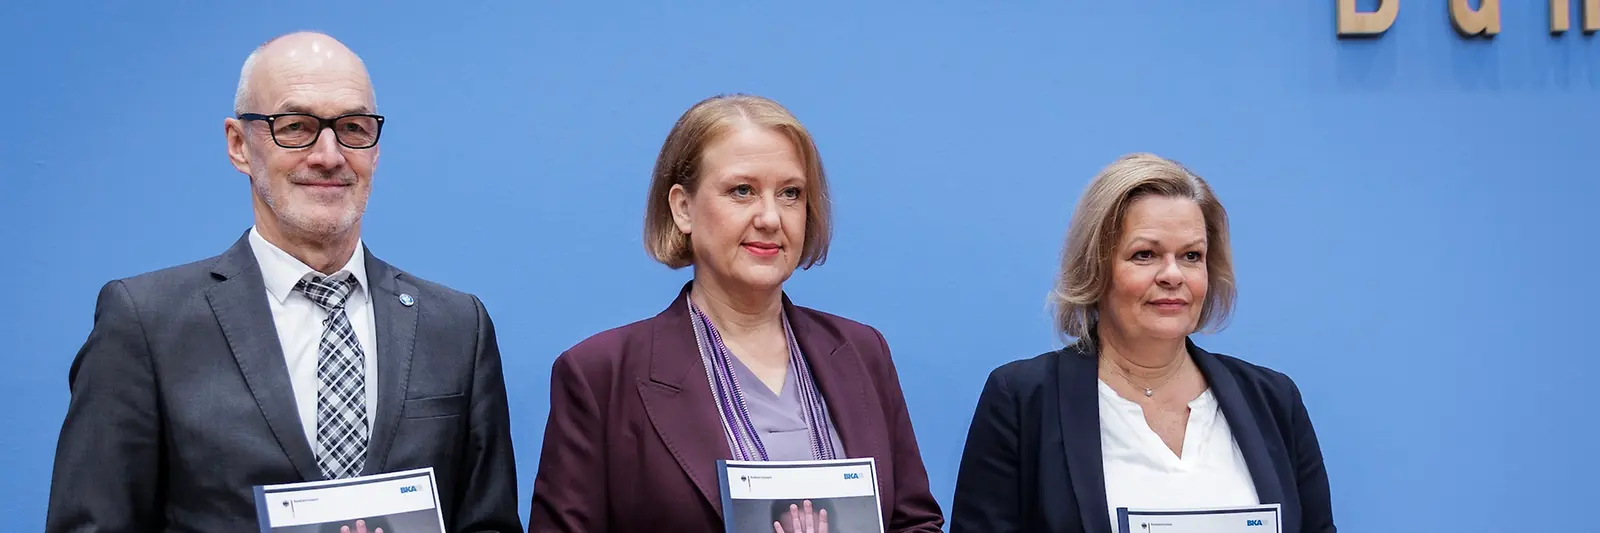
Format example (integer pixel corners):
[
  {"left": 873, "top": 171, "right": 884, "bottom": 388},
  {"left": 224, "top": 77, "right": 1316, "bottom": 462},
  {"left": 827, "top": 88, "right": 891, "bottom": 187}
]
[
  {"left": 528, "top": 94, "right": 944, "bottom": 533},
  {"left": 949, "top": 153, "right": 1335, "bottom": 533}
]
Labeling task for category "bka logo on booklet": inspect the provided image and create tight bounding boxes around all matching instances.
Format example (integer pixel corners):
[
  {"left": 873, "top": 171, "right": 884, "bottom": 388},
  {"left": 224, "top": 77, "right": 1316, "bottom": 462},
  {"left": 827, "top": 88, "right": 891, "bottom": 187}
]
[
  {"left": 400, "top": 485, "right": 418, "bottom": 494},
  {"left": 842, "top": 472, "right": 861, "bottom": 480},
  {"left": 1247, "top": 519, "right": 1264, "bottom": 526}
]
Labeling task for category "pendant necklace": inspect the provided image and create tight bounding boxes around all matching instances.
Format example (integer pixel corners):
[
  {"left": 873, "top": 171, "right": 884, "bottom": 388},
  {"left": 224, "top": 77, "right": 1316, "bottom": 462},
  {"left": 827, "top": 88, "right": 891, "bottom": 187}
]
[{"left": 1106, "top": 354, "right": 1185, "bottom": 398}]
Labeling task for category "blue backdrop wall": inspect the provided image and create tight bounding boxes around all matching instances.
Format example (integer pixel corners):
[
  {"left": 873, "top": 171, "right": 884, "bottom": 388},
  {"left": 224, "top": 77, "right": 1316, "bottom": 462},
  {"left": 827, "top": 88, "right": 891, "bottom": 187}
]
[{"left": 3, "top": 2, "right": 1596, "bottom": 532}]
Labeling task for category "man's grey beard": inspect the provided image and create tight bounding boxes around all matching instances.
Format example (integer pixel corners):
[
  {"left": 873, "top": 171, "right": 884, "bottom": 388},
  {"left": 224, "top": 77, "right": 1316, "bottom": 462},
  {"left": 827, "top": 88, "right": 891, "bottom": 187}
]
[{"left": 253, "top": 169, "right": 367, "bottom": 237}]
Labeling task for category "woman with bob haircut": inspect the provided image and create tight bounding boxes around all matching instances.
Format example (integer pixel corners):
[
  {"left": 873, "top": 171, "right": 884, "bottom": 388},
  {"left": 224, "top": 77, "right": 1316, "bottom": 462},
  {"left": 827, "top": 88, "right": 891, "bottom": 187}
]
[
  {"left": 527, "top": 94, "right": 944, "bottom": 533},
  {"left": 948, "top": 153, "right": 1335, "bottom": 533}
]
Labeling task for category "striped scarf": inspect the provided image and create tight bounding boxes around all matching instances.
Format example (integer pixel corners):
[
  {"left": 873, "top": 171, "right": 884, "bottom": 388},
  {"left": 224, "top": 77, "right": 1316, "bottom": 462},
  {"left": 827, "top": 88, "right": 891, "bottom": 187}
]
[{"left": 688, "top": 298, "right": 839, "bottom": 462}]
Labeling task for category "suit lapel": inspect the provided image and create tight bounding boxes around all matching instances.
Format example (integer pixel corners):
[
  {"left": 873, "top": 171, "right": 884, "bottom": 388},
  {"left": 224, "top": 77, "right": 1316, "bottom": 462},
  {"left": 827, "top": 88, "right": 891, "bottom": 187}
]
[
  {"left": 206, "top": 233, "right": 322, "bottom": 480},
  {"left": 785, "top": 297, "right": 892, "bottom": 520},
  {"left": 637, "top": 285, "right": 733, "bottom": 514},
  {"left": 1188, "top": 342, "right": 1286, "bottom": 507},
  {"left": 784, "top": 296, "right": 877, "bottom": 459},
  {"left": 1057, "top": 343, "right": 1114, "bottom": 533},
  {"left": 1058, "top": 341, "right": 1287, "bottom": 532},
  {"left": 362, "top": 251, "right": 418, "bottom": 475}
]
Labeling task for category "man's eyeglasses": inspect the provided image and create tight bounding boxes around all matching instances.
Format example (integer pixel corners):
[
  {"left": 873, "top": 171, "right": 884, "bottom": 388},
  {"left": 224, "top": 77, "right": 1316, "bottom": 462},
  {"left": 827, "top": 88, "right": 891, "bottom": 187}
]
[{"left": 237, "top": 112, "right": 385, "bottom": 149}]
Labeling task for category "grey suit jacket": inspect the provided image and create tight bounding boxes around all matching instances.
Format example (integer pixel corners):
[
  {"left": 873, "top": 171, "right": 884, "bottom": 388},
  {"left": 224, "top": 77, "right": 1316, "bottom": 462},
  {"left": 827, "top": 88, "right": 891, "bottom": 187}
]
[{"left": 45, "top": 232, "right": 522, "bottom": 532}]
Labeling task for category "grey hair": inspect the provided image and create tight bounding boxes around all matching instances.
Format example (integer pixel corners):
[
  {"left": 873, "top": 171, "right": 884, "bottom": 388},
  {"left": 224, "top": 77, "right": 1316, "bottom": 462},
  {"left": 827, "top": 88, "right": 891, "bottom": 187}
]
[{"left": 233, "top": 47, "right": 264, "bottom": 115}]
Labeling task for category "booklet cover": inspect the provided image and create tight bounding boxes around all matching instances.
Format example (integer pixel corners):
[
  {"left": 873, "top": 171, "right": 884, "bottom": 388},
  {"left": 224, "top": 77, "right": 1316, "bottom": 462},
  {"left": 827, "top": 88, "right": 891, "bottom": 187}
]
[
  {"left": 253, "top": 467, "right": 447, "bottom": 533},
  {"left": 718, "top": 458, "right": 884, "bottom": 533},
  {"left": 1117, "top": 503, "right": 1282, "bottom": 533}
]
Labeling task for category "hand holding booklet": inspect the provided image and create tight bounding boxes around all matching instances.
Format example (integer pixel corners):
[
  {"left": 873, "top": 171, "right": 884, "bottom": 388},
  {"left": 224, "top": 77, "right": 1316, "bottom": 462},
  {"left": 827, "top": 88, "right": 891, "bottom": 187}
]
[
  {"left": 719, "top": 458, "right": 885, "bottom": 533},
  {"left": 1117, "top": 503, "right": 1282, "bottom": 533},
  {"left": 252, "top": 467, "right": 447, "bottom": 533}
]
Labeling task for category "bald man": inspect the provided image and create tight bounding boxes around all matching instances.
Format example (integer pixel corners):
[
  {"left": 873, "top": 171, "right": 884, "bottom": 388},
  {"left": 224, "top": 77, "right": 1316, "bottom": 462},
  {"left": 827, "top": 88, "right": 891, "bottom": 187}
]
[{"left": 44, "top": 32, "right": 521, "bottom": 532}]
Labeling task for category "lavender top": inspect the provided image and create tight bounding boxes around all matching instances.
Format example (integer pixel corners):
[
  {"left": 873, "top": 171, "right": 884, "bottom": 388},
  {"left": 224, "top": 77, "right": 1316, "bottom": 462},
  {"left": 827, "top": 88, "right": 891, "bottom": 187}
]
[{"left": 725, "top": 352, "right": 847, "bottom": 461}]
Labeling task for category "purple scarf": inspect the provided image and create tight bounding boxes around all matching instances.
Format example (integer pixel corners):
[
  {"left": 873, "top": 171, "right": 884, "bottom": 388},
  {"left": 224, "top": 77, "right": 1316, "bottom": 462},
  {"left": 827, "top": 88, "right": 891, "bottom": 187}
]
[{"left": 688, "top": 298, "right": 839, "bottom": 462}]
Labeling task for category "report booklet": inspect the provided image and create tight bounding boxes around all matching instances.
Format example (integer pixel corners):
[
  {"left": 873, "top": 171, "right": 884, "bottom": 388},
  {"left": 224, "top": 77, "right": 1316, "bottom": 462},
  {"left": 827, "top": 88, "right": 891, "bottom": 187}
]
[
  {"left": 1117, "top": 503, "right": 1282, "bottom": 533},
  {"left": 719, "top": 458, "right": 885, "bottom": 533},
  {"left": 253, "top": 467, "right": 446, "bottom": 533}
]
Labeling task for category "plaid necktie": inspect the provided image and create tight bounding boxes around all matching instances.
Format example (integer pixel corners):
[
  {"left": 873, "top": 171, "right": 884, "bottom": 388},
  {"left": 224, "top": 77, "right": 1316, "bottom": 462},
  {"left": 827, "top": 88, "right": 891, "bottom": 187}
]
[{"left": 296, "top": 274, "right": 369, "bottom": 480}]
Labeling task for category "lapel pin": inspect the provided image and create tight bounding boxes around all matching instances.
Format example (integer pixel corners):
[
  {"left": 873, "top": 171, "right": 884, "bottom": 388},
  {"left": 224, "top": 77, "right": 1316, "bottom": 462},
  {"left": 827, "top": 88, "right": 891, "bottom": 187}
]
[{"left": 398, "top": 293, "right": 415, "bottom": 307}]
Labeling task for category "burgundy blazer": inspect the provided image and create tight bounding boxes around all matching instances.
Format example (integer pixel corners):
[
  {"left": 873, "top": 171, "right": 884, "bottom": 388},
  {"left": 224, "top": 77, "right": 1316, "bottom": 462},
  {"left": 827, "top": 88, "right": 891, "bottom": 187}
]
[{"left": 528, "top": 284, "right": 945, "bottom": 532}]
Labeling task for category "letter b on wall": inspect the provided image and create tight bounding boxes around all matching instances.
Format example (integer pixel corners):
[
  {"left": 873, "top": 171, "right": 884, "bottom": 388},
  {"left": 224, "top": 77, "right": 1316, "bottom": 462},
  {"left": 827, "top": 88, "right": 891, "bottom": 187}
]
[{"left": 1337, "top": 0, "right": 1399, "bottom": 36}]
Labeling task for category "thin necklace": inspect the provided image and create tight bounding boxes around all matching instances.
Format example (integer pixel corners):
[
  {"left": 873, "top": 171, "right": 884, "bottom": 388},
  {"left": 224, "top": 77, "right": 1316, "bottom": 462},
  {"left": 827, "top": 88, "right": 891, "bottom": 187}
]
[{"left": 1104, "top": 354, "right": 1186, "bottom": 398}]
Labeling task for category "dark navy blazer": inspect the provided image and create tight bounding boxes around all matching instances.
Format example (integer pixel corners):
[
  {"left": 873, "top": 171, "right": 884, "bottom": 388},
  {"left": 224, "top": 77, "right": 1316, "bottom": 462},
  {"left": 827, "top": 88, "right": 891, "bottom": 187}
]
[{"left": 949, "top": 339, "right": 1335, "bottom": 533}]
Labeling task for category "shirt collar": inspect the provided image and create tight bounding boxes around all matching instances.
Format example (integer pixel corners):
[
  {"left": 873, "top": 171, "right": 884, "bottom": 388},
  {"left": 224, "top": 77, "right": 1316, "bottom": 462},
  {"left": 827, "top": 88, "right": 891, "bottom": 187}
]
[{"left": 248, "top": 226, "right": 371, "bottom": 306}]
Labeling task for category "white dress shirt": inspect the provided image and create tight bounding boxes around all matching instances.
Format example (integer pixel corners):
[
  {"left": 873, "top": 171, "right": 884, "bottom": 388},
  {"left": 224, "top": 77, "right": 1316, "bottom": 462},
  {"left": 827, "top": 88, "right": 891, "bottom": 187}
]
[
  {"left": 1099, "top": 379, "right": 1259, "bottom": 527},
  {"left": 248, "top": 227, "right": 379, "bottom": 457}
]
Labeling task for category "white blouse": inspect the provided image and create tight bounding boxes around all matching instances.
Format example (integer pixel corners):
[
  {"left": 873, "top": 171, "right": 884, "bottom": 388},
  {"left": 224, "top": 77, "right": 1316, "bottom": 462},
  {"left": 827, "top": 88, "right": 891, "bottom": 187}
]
[{"left": 1098, "top": 379, "right": 1260, "bottom": 528}]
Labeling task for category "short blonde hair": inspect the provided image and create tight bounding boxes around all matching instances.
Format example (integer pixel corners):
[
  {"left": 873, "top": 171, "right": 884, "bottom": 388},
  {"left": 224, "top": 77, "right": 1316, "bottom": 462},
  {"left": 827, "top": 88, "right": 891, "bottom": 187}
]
[
  {"left": 1049, "top": 153, "right": 1236, "bottom": 345},
  {"left": 643, "top": 94, "right": 832, "bottom": 269}
]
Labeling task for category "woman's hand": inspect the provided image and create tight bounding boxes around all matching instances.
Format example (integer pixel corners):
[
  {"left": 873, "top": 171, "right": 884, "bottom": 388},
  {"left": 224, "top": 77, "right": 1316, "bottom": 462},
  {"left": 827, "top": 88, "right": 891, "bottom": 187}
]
[
  {"left": 340, "top": 519, "right": 382, "bottom": 533},
  {"left": 773, "top": 500, "right": 828, "bottom": 533}
]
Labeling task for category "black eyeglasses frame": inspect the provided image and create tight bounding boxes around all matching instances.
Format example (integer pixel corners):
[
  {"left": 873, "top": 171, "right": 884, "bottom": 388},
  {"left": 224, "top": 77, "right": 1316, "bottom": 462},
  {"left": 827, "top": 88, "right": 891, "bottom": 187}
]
[{"left": 236, "top": 112, "right": 386, "bottom": 149}]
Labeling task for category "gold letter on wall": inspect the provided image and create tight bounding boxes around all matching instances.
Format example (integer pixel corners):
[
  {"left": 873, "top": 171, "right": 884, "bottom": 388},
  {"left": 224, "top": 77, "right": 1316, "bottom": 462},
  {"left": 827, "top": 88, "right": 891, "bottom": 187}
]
[
  {"left": 1338, "top": 0, "right": 1399, "bottom": 36},
  {"left": 1451, "top": 0, "right": 1501, "bottom": 36},
  {"left": 1552, "top": 0, "right": 1600, "bottom": 33}
]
